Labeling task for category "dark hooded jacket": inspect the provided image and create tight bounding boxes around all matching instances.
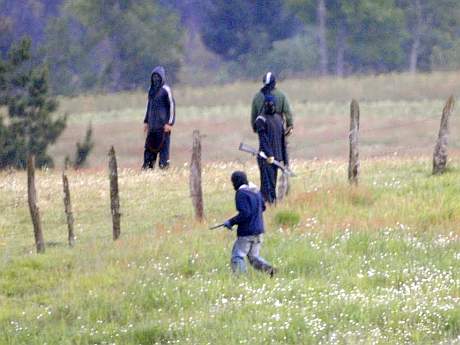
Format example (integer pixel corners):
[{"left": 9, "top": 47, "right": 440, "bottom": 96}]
[
  {"left": 143, "top": 66, "right": 176, "bottom": 130},
  {"left": 229, "top": 183, "right": 266, "bottom": 237},
  {"left": 255, "top": 112, "right": 288, "bottom": 165}
]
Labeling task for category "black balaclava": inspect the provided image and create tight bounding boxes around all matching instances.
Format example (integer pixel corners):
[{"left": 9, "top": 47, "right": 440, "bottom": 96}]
[
  {"left": 261, "top": 71, "right": 276, "bottom": 95},
  {"left": 149, "top": 73, "right": 163, "bottom": 98},
  {"left": 231, "top": 171, "right": 249, "bottom": 191}
]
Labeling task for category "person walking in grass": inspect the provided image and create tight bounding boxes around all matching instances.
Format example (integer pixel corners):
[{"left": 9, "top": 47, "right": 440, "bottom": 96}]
[
  {"left": 223, "top": 171, "right": 277, "bottom": 276},
  {"left": 251, "top": 72, "right": 290, "bottom": 203},
  {"left": 142, "top": 66, "right": 176, "bottom": 170}
]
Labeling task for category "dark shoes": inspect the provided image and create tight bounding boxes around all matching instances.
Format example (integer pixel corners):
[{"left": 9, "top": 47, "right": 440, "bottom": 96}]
[{"left": 269, "top": 267, "right": 278, "bottom": 278}]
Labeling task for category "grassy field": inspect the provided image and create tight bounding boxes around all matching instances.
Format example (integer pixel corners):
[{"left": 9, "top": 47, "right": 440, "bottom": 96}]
[
  {"left": 1, "top": 73, "right": 460, "bottom": 344},
  {"left": 50, "top": 71, "right": 460, "bottom": 168},
  {"left": 1, "top": 157, "right": 460, "bottom": 344}
]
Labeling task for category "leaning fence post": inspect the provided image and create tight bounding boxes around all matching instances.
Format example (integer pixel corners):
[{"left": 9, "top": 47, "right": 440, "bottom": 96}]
[
  {"left": 348, "top": 99, "right": 360, "bottom": 185},
  {"left": 62, "top": 171, "right": 75, "bottom": 247},
  {"left": 108, "top": 146, "right": 121, "bottom": 240},
  {"left": 190, "top": 130, "right": 204, "bottom": 221},
  {"left": 27, "top": 154, "right": 45, "bottom": 253},
  {"left": 433, "top": 95, "right": 455, "bottom": 175}
]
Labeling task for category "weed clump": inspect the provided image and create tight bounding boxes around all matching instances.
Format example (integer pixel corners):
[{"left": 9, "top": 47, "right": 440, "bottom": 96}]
[{"left": 274, "top": 210, "right": 300, "bottom": 227}]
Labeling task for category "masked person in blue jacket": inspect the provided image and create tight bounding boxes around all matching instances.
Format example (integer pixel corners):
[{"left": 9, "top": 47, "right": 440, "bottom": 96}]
[
  {"left": 142, "top": 66, "right": 176, "bottom": 170},
  {"left": 224, "top": 171, "right": 277, "bottom": 276}
]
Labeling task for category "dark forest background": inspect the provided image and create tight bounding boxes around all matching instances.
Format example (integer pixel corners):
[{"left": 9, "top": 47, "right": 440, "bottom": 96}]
[{"left": 1, "top": 0, "right": 460, "bottom": 95}]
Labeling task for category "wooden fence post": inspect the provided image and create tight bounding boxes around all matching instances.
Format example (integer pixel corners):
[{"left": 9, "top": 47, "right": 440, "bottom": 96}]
[
  {"left": 62, "top": 171, "right": 75, "bottom": 247},
  {"left": 190, "top": 130, "right": 204, "bottom": 221},
  {"left": 348, "top": 99, "right": 360, "bottom": 185},
  {"left": 108, "top": 146, "right": 121, "bottom": 240},
  {"left": 27, "top": 154, "right": 45, "bottom": 253},
  {"left": 433, "top": 95, "right": 455, "bottom": 175},
  {"left": 278, "top": 172, "right": 289, "bottom": 201}
]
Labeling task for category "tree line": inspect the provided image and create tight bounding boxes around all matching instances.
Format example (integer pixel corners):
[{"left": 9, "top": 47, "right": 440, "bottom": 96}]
[{"left": 0, "top": 0, "right": 460, "bottom": 94}]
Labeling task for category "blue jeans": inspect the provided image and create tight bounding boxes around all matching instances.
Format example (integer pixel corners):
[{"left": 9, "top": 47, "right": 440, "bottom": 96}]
[{"left": 231, "top": 235, "right": 273, "bottom": 274}]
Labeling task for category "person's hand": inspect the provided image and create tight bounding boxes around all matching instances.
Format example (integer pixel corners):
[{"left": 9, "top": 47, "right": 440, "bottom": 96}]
[
  {"left": 267, "top": 156, "right": 275, "bottom": 164},
  {"left": 144, "top": 123, "right": 148, "bottom": 135},
  {"left": 223, "top": 220, "right": 232, "bottom": 229},
  {"left": 285, "top": 125, "right": 293, "bottom": 137},
  {"left": 164, "top": 124, "right": 173, "bottom": 133}
]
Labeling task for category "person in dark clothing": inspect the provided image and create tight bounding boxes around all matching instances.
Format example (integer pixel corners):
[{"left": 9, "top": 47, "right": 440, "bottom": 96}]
[
  {"left": 251, "top": 72, "right": 294, "bottom": 136},
  {"left": 142, "top": 66, "right": 176, "bottom": 169},
  {"left": 253, "top": 73, "right": 289, "bottom": 204},
  {"left": 223, "top": 171, "right": 276, "bottom": 276}
]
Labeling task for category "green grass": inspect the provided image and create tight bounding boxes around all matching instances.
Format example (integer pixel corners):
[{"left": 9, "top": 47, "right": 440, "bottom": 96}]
[{"left": 1, "top": 157, "right": 460, "bottom": 344}]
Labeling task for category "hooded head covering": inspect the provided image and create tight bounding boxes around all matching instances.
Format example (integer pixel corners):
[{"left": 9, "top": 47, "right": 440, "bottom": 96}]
[
  {"left": 261, "top": 71, "right": 276, "bottom": 95},
  {"left": 149, "top": 66, "right": 166, "bottom": 99},
  {"left": 231, "top": 171, "right": 249, "bottom": 191}
]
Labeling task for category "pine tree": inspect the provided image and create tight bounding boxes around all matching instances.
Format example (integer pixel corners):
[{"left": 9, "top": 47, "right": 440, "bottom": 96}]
[{"left": 0, "top": 37, "right": 66, "bottom": 169}]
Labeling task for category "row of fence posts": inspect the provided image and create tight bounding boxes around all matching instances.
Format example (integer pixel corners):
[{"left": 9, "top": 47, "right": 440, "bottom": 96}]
[
  {"left": 347, "top": 95, "right": 455, "bottom": 185},
  {"left": 25, "top": 96, "right": 455, "bottom": 253}
]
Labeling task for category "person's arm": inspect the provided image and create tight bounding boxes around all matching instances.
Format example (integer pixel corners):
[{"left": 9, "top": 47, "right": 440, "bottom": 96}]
[
  {"left": 228, "top": 192, "right": 251, "bottom": 226},
  {"left": 281, "top": 94, "right": 294, "bottom": 131},
  {"left": 251, "top": 97, "right": 258, "bottom": 133},
  {"left": 281, "top": 130, "right": 289, "bottom": 166},
  {"left": 144, "top": 99, "right": 150, "bottom": 134},
  {"left": 255, "top": 117, "right": 274, "bottom": 158},
  {"left": 164, "top": 85, "right": 175, "bottom": 132},
  {"left": 251, "top": 93, "right": 263, "bottom": 133}
]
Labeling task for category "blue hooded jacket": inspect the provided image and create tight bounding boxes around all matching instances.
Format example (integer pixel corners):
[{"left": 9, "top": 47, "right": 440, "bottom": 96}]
[
  {"left": 229, "top": 183, "right": 266, "bottom": 237},
  {"left": 143, "top": 66, "right": 176, "bottom": 130}
]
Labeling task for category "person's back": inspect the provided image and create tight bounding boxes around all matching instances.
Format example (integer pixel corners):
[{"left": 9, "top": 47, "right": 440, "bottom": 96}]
[
  {"left": 223, "top": 171, "right": 276, "bottom": 276},
  {"left": 251, "top": 89, "right": 292, "bottom": 131},
  {"left": 232, "top": 183, "right": 265, "bottom": 237},
  {"left": 250, "top": 72, "right": 293, "bottom": 134}
]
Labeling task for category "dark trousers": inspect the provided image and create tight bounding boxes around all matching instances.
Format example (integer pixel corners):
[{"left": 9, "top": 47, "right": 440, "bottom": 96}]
[
  {"left": 142, "top": 133, "right": 171, "bottom": 169},
  {"left": 258, "top": 158, "right": 278, "bottom": 204}
]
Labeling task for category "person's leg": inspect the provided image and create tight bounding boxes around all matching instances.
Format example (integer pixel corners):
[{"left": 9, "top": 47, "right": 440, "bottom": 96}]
[
  {"left": 247, "top": 235, "right": 275, "bottom": 275},
  {"left": 271, "top": 166, "right": 278, "bottom": 202},
  {"left": 159, "top": 133, "right": 170, "bottom": 169},
  {"left": 264, "top": 164, "right": 277, "bottom": 204},
  {"left": 258, "top": 159, "right": 275, "bottom": 204},
  {"left": 231, "top": 237, "right": 251, "bottom": 274},
  {"left": 142, "top": 149, "right": 157, "bottom": 169}
]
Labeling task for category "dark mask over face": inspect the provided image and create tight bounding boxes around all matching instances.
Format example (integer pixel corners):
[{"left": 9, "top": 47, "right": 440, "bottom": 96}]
[
  {"left": 151, "top": 73, "right": 162, "bottom": 90},
  {"left": 231, "top": 171, "right": 249, "bottom": 191}
]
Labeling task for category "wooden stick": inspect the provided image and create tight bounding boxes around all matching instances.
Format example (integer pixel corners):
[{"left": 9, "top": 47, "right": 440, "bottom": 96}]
[
  {"left": 433, "top": 96, "right": 455, "bottom": 175},
  {"left": 108, "top": 146, "right": 121, "bottom": 240},
  {"left": 348, "top": 99, "right": 360, "bottom": 185},
  {"left": 27, "top": 154, "right": 45, "bottom": 253},
  {"left": 190, "top": 130, "right": 204, "bottom": 221},
  {"left": 62, "top": 171, "right": 75, "bottom": 247}
]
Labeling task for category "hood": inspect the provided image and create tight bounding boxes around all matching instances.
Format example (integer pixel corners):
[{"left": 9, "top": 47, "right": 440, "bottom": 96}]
[
  {"left": 238, "top": 182, "right": 259, "bottom": 193},
  {"left": 261, "top": 71, "right": 276, "bottom": 95},
  {"left": 231, "top": 170, "right": 248, "bottom": 190},
  {"left": 151, "top": 66, "right": 166, "bottom": 86}
]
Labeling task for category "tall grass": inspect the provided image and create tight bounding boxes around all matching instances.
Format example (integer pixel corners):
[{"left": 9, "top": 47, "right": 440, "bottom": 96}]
[{"left": 1, "top": 158, "right": 460, "bottom": 344}]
